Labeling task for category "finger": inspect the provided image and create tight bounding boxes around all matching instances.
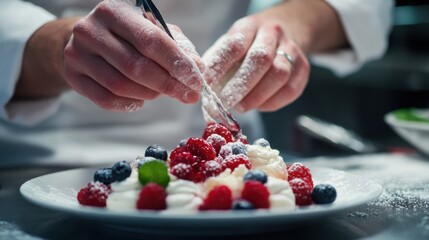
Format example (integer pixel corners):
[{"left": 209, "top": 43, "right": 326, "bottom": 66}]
[
  {"left": 169, "top": 24, "right": 205, "bottom": 73},
  {"left": 236, "top": 51, "right": 293, "bottom": 112},
  {"left": 64, "top": 66, "right": 145, "bottom": 112},
  {"left": 69, "top": 21, "right": 200, "bottom": 104},
  {"left": 95, "top": 1, "right": 202, "bottom": 91},
  {"left": 218, "top": 23, "right": 280, "bottom": 109},
  {"left": 65, "top": 48, "right": 160, "bottom": 101},
  {"left": 203, "top": 18, "right": 258, "bottom": 87},
  {"left": 258, "top": 46, "right": 310, "bottom": 112}
]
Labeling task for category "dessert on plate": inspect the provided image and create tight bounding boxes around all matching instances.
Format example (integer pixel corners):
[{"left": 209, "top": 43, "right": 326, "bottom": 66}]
[{"left": 77, "top": 123, "right": 337, "bottom": 212}]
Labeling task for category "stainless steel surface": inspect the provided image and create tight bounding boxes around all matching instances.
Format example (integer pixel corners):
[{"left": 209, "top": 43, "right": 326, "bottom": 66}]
[{"left": 296, "top": 115, "right": 379, "bottom": 154}]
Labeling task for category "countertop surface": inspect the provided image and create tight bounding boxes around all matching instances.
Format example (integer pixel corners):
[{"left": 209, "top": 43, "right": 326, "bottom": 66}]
[{"left": 1, "top": 153, "right": 429, "bottom": 240}]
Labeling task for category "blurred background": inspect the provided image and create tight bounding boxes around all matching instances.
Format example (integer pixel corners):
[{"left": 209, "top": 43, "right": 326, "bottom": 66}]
[{"left": 262, "top": 1, "right": 429, "bottom": 157}]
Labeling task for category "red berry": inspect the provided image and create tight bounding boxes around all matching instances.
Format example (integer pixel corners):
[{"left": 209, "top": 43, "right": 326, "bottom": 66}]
[
  {"left": 206, "top": 134, "right": 227, "bottom": 154},
  {"left": 136, "top": 183, "right": 167, "bottom": 210},
  {"left": 202, "top": 124, "right": 234, "bottom": 143},
  {"left": 169, "top": 151, "right": 194, "bottom": 167},
  {"left": 287, "top": 162, "right": 313, "bottom": 189},
  {"left": 241, "top": 180, "right": 270, "bottom": 209},
  {"left": 192, "top": 171, "right": 207, "bottom": 183},
  {"left": 202, "top": 160, "right": 223, "bottom": 178},
  {"left": 222, "top": 154, "right": 251, "bottom": 171},
  {"left": 218, "top": 143, "right": 233, "bottom": 159},
  {"left": 77, "top": 182, "right": 111, "bottom": 207},
  {"left": 170, "top": 163, "right": 194, "bottom": 181},
  {"left": 199, "top": 185, "right": 232, "bottom": 210},
  {"left": 186, "top": 137, "right": 216, "bottom": 160},
  {"left": 289, "top": 178, "right": 313, "bottom": 206},
  {"left": 169, "top": 146, "right": 189, "bottom": 163}
]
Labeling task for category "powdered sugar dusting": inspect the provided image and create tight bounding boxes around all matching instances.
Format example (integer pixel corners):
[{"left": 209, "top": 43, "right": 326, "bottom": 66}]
[
  {"left": 309, "top": 153, "right": 429, "bottom": 236},
  {"left": 220, "top": 45, "right": 269, "bottom": 109},
  {"left": 203, "top": 33, "right": 245, "bottom": 89}
]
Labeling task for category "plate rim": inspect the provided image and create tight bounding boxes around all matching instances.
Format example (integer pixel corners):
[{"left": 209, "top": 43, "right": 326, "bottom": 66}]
[{"left": 19, "top": 166, "right": 383, "bottom": 223}]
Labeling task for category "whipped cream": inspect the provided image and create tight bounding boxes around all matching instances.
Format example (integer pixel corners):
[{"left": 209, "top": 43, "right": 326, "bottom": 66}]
[
  {"left": 106, "top": 189, "right": 140, "bottom": 211},
  {"left": 166, "top": 180, "right": 203, "bottom": 212},
  {"left": 246, "top": 145, "right": 288, "bottom": 180},
  {"left": 265, "top": 177, "right": 295, "bottom": 210},
  {"left": 110, "top": 169, "right": 141, "bottom": 192},
  {"left": 204, "top": 164, "right": 249, "bottom": 198}
]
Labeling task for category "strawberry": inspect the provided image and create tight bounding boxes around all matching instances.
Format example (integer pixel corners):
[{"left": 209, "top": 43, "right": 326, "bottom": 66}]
[
  {"left": 199, "top": 185, "right": 232, "bottom": 210},
  {"left": 136, "top": 183, "right": 167, "bottom": 210},
  {"left": 222, "top": 154, "right": 251, "bottom": 171},
  {"left": 202, "top": 124, "right": 234, "bottom": 143},
  {"left": 77, "top": 182, "right": 111, "bottom": 207},
  {"left": 289, "top": 178, "right": 313, "bottom": 206},
  {"left": 241, "top": 181, "right": 270, "bottom": 209}
]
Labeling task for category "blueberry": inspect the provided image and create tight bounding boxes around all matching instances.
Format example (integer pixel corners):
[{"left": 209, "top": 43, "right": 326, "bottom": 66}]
[
  {"left": 232, "top": 200, "right": 255, "bottom": 210},
  {"left": 111, "top": 161, "right": 132, "bottom": 181},
  {"left": 243, "top": 170, "right": 268, "bottom": 184},
  {"left": 253, "top": 138, "right": 270, "bottom": 148},
  {"left": 179, "top": 139, "right": 187, "bottom": 147},
  {"left": 93, "top": 168, "right": 115, "bottom": 185},
  {"left": 312, "top": 184, "right": 337, "bottom": 204},
  {"left": 145, "top": 144, "right": 168, "bottom": 161},
  {"left": 231, "top": 142, "right": 247, "bottom": 155}
]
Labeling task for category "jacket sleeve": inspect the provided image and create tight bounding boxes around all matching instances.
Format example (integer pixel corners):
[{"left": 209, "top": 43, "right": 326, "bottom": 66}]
[
  {"left": 311, "top": 0, "right": 394, "bottom": 77},
  {"left": 0, "top": 0, "right": 58, "bottom": 126}
]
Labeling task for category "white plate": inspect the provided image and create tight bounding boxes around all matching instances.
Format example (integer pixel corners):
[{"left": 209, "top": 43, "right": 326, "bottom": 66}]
[{"left": 20, "top": 166, "right": 382, "bottom": 235}]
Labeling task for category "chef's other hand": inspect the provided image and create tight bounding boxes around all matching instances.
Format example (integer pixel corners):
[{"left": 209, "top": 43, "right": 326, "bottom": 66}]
[
  {"left": 64, "top": 0, "right": 204, "bottom": 112},
  {"left": 203, "top": 14, "right": 309, "bottom": 113}
]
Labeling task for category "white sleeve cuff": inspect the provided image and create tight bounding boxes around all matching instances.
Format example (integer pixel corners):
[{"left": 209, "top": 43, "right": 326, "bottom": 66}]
[
  {"left": 311, "top": 0, "right": 394, "bottom": 77},
  {"left": 0, "top": 0, "right": 56, "bottom": 125}
]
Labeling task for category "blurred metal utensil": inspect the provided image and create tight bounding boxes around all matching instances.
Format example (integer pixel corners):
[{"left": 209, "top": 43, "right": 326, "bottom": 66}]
[{"left": 296, "top": 115, "right": 378, "bottom": 154}]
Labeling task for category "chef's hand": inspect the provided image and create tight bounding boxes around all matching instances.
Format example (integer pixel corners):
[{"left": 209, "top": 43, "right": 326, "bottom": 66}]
[
  {"left": 204, "top": 0, "right": 347, "bottom": 113},
  {"left": 64, "top": 0, "right": 204, "bottom": 111},
  {"left": 203, "top": 17, "right": 309, "bottom": 113}
]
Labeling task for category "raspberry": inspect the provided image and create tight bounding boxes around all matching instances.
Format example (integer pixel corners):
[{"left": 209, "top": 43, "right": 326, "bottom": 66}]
[
  {"left": 241, "top": 181, "right": 270, "bottom": 209},
  {"left": 287, "top": 162, "right": 314, "bottom": 189},
  {"left": 77, "top": 182, "right": 111, "bottom": 207},
  {"left": 186, "top": 137, "right": 216, "bottom": 160},
  {"left": 206, "top": 134, "right": 227, "bottom": 154},
  {"left": 201, "top": 160, "right": 223, "bottom": 178},
  {"left": 192, "top": 171, "right": 207, "bottom": 183},
  {"left": 169, "top": 151, "right": 194, "bottom": 167},
  {"left": 169, "top": 146, "right": 189, "bottom": 163},
  {"left": 136, "top": 183, "right": 167, "bottom": 210},
  {"left": 218, "top": 143, "right": 233, "bottom": 159},
  {"left": 202, "top": 124, "right": 234, "bottom": 143},
  {"left": 222, "top": 154, "right": 251, "bottom": 171},
  {"left": 199, "top": 185, "right": 232, "bottom": 210},
  {"left": 289, "top": 178, "right": 313, "bottom": 206},
  {"left": 170, "top": 163, "right": 194, "bottom": 181}
]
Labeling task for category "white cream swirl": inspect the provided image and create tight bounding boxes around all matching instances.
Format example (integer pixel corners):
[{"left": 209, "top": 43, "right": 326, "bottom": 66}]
[
  {"left": 265, "top": 177, "right": 295, "bottom": 210},
  {"left": 203, "top": 164, "right": 249, "bottom": 199},
  {"left": 166, "top": 180, "right": 203, "bottom": 212},
  {"left": 106, "top": 189, "right": 140, "bottom": 211},
  {"left": 246, "top": 145, "right": 288, "bottom": 180},
  {"left": 110, "top": 169, "right": 141, "bottom": 192}
]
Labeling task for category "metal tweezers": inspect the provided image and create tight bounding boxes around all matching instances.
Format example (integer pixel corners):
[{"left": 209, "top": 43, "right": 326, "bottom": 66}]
[{"left": 135, "top": 0, "right": 242, "bottom": 137}]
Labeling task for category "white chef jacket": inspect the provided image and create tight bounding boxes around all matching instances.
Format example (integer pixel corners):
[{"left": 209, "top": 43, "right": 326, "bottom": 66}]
[{"left": 0, "top": 0, "right": 393, "bottom": 167}]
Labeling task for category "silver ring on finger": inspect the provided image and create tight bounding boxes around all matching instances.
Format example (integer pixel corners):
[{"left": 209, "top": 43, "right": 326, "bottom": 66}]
[{"left": 276, "top": 50, "right": 295, "bottom": 67}]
